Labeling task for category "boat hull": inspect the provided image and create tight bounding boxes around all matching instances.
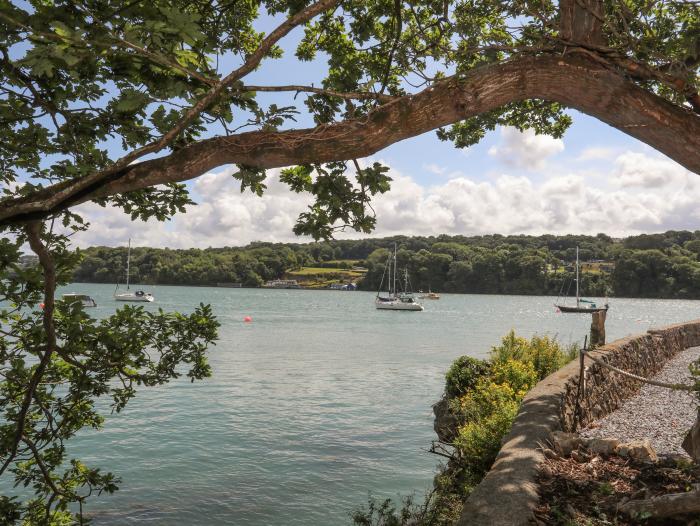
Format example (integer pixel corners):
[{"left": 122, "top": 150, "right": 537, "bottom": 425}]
[
  {"left": 375, "top": 300, "right": 423, "bottom": 311},
  {"left": 115, "top": 294, "right": 154, "bottom": 302},
  {"left": 555, "top": 304, "right": 608, "bottom": 313}
]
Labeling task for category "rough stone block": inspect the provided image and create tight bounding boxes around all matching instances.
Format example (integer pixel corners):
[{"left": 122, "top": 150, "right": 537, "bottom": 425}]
[
  {"left": 682, "top": 408, "right": 700, "bottom": 462},
  {"left": 550, "top": 431, "right": 582, "bottom": 457},
  {"left": 616, "top": 440, "right": 658, "bottom": 462},
  {"left": 588, "top": 438, "right": 619, "bottom": 456}
]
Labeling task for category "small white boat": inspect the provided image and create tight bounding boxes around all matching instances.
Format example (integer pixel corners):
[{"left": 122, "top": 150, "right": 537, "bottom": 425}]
[
  {"left": 375, "top": 244, "right": 423, "bottom": 311},
  {"left": 114, "top": 290, "right": 154, "bottom": 302},
  {"left": 62, "top": 293, "right": 97, "bottom": 307},
  {"left": 418, "top": 288, "right": 440, "bottom": 300},
  {"left": 114, "top": 238, "right": 155, "bottom": 302}
]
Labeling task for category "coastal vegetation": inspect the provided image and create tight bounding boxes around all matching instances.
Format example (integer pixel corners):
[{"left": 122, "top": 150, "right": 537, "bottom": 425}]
[
  {"left": 353, "top": 332, "right": 578, "bottom": 525},
  {"left": 72, "top": 230, "right": 700, "bottom": 299}
]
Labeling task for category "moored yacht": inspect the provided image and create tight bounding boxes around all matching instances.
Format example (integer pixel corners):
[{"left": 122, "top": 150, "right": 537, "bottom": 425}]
[
  {"left": 375, "top": 244, "right": 423, "bottom": 311},
  {"left": 114, "top": 239, "right": 155, "bottom": 302},
  {"left": 554, "top": 246, "right": 608, "bottom": 313}
]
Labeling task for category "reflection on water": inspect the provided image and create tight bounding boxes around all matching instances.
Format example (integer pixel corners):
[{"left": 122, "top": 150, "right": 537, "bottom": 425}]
[{"left": 10, "top": 285, "right": 700, "bottom": 524}]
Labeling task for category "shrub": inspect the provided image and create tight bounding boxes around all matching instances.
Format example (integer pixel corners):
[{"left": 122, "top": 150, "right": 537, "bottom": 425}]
[
  {"left": 446, "top": 333, "right": 578, "bottom": 502},
  {"left": 488, "top": 330, "right": 531, "bottom": 364},
  {"left": 453, "top": 398, "right": 519, "bottom": 480},
  {"left": 350, "top": 495, "right": 421, "bottom": 526},
  {"left": 444, "top": 356, "right": 491, "bottom": 398},
  {"left": 454, "top": 380, "right": 517, "bottom": 421},
  {"left": 489, "top": 360, "right": 538, "bottom": 398},
  {"left": 489, "top": 330, "right": 576, "bottom": 380},
  {"left": 526, "top": 335, "right": 577, "bottom": 379}
]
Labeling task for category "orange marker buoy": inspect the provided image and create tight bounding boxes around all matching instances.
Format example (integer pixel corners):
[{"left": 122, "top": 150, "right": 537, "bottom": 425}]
[{"left": 243, "top": 316, "right": 252, "bottom": 323}]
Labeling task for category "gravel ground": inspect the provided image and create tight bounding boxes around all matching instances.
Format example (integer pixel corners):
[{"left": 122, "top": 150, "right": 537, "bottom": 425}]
[{"left": 580, "top": 346, "right": 700, "bottom": 456}]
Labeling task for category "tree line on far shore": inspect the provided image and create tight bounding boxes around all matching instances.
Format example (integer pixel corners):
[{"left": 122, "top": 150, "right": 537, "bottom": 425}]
[{"left": 71, "top": 230, "right": 700, "bottom": 299}]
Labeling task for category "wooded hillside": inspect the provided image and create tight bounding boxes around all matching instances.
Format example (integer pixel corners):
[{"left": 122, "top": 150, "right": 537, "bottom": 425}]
[{"left": 73, "top": 231, "right": 700, "bottom": 298}]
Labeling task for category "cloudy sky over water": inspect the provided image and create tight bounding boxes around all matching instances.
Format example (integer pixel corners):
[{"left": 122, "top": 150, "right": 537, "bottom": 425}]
[
  {"left": 69, "top": 114, "right": 700, "bottom": 249},
  {"left": 16, "top": 13, "right": 696, "bottom": 250}
]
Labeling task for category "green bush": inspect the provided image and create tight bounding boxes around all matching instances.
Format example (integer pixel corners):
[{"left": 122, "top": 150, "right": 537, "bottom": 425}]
[
  {"left": 454, "top": 380, "right": 517, "bottom": 422},
  {"left": 453, "top": 398, "right": 519, "bottom": 480},
  {"left": 489, "top": 330, "right": 577, "bottom": 380},
  {"left": 350, "top": 495, "right": 421, "bottom": 526},
  {"left": 447, "top": 332, "right": 578, "bottom": 499},
  {"left": 488, "top": 330, "right": 531, "bottom": 364},
  {"left": 489, "top": 360, "right": 539, "bottom": 398},
  {"left": 444, "top": 356, "right": 491, "bottom": 398}
]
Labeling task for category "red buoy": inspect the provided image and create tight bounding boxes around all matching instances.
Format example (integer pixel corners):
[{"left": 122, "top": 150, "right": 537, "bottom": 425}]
[
  {"left": 243, "top": 316, "right": 252, "bottom": 323},
  {"left": 39, "top": 303, "right": 45, "bottom": 309}
]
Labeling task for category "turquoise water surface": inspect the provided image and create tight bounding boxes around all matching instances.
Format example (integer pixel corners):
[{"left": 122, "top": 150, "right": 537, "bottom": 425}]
[{"left": 9, "top": 285, "right": 700, "bottom": 524}]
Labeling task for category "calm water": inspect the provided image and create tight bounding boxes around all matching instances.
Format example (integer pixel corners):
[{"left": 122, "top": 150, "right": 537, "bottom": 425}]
[{"left": 12, "top": 285, "right": 700, "bottom": 523}]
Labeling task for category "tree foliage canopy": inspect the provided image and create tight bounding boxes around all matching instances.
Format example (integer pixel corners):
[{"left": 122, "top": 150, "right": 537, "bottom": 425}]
[
  {"left": 0, "top": 0, "right": 699, "bottom": 523},
  {"left": 0, "top": 0, "right": 698, "bottom": 227}
]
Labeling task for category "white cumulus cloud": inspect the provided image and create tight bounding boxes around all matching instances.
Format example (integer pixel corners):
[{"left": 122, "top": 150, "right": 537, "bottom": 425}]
[
  {"left": 612, "top": 152, "right": 688, "bottom": 188},
  {"left": 488, "top": 127, "right": 564, "bottom": 170},
  {"left": 64, "top": 151, "right": 700, "bottom": 248},
  {"left": 576, "top": 146, "right": 618, "bottom": 162}
]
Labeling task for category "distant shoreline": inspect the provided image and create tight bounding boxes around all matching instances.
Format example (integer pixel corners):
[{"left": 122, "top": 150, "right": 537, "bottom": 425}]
[{"left": 66, "top": 282, "right": 700, "bottom": 301}]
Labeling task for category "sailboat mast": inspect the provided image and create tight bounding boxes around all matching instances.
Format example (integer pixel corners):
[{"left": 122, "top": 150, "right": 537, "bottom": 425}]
[
  {"left": 126, "top": 238, "right": 131, "bottom": 290},
  {"left": 392, "top": 243, "right": 397, "bottom": 296},
  {"left": 575, "top": 246, "right": 579, "bottom": 308}
]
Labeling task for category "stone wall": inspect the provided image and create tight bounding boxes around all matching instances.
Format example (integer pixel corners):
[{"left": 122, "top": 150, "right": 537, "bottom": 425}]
[{"left": 456, "top": 319, "right": 700, "bottom": 526}]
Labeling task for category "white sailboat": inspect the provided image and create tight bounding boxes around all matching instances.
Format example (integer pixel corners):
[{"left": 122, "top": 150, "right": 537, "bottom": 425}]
[
  {"left": 375, "top": 244, "right": 423, "bottom": 311},
  {"left": 114, "top": 239, "right": 155, "bottom": 302},
  {"left": 554, "top": 246, "right": 607, "bottom": 313}
]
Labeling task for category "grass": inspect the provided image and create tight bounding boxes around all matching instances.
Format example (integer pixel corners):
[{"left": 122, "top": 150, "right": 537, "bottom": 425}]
[
  {"left": 325, "top": 259, "right": 362, "bottom": 265},
  {"left": 284, "top": 266, "right": 366, "bottom": 289},
  {"left": 286, "top": 266, "right": 366, "bottom": 277}
]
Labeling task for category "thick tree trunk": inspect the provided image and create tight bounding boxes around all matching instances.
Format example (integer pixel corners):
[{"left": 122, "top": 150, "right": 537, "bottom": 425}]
[
  {"left": 560, "top": 0, "right": 605, "bottom": 46},
  {"left": 1, "top": 54, "right": 699, "bottom": 224}
]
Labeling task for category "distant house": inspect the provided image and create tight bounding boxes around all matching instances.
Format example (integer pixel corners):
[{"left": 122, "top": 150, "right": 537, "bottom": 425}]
[
  {"left": 580, "top": 261, "right": 615, "bottom": 273},
  {"left": 262, "top": 279, "right": 301, "bottom": 289},
  {"left": 18, "top": 255, "right": 39, "bottom": 268},
  {"left": 329, "top": 282, "right": 357, "bottom": 291}
]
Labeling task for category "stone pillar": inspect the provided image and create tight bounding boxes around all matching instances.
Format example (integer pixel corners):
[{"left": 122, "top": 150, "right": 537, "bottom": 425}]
[{"left": 590, "top": 310, "right": 606, "bottom": 348}]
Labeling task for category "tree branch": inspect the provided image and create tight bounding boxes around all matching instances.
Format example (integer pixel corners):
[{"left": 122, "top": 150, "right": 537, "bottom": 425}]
[
  {"left": 241, "top": 84, "right": 396, "bottom": 102},
  {"left": 0, "top": 221, "right": 56, "bottom": 476},
  {"left": 0, "top": 0, "right": 341, "bottom": 223},
  {"left": 1, "top": 55, "right": 699, "bottom": 224}
]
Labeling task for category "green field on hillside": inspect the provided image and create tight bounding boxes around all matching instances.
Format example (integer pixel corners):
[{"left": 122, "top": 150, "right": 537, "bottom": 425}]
[
  {"left": 285, "top": 266, "right": 366, "bottom": 289},
  {"left": 287, "top": 266, "right": 365, "bottom": 277}
]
